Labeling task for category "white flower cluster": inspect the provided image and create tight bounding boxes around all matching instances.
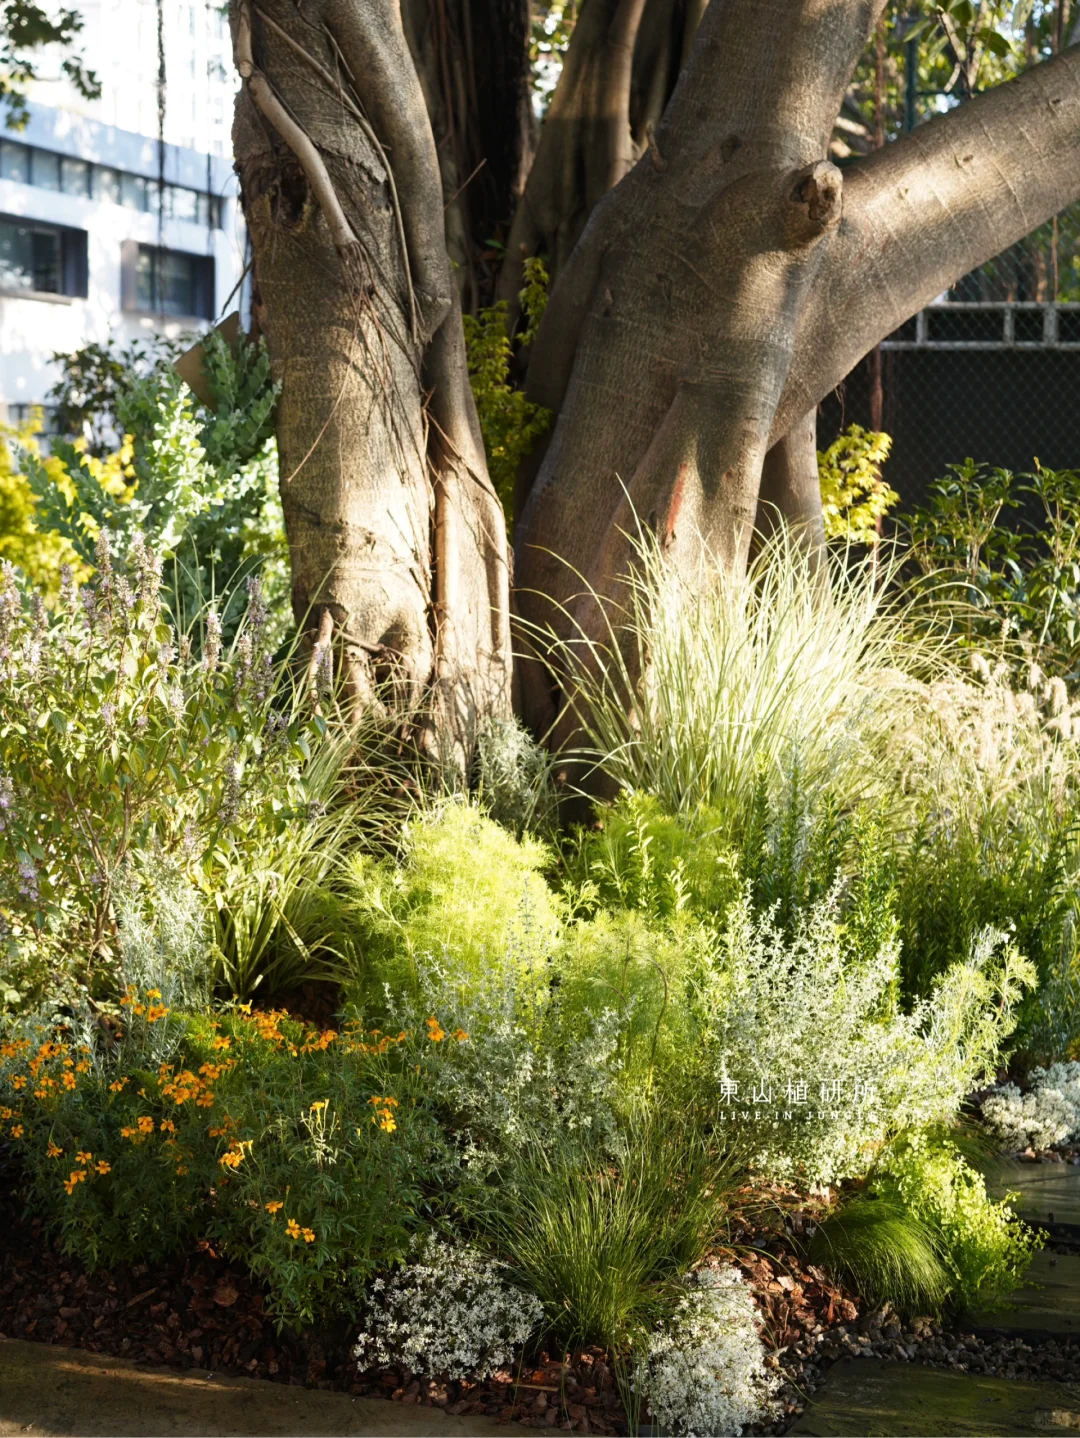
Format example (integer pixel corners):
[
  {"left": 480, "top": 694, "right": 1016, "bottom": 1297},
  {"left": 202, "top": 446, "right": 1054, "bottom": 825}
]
[
  {"left": 643, "top": 1267, "right": 778, "bottom": 1438},
  {"left": 353, "top": 1238, "right": 542, "bottom": 1380},
  {"left": 981, "top": 1062, "right": 1080, "bottom": 1151}
]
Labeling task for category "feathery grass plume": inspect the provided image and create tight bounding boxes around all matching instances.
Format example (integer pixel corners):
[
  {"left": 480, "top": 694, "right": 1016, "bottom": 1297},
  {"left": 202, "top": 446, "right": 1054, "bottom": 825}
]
[{"left": 534, "top": 523, "right": 942, "bottom": 832}]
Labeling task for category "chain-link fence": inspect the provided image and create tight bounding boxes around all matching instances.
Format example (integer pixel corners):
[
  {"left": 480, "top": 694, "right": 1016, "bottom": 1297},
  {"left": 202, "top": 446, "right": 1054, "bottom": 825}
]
[{"left": 819, "top": 201, "right": 1080, "bottom": 505}]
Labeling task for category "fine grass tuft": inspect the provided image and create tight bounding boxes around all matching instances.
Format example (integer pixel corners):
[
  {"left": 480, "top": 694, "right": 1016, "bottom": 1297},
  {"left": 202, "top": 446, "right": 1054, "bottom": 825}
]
[
  {"left": 470, "top": 1111, "right": 740, "bottom": 1352},
  {"left": 808, "top": 1196, "right": 951, "bottom": 1316}
]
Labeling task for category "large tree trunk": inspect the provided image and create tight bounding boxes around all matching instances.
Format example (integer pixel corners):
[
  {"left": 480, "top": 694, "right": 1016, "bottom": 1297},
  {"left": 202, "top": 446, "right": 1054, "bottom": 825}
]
[
  {"left": 515, "top": 7, "right": 1080, "bottom": 733},
  {"left": 230, "top": 0, "right": 519, "bottom": 758},
  {"left": 229, "top": 0, "right": 1080, "bottom": 756}
]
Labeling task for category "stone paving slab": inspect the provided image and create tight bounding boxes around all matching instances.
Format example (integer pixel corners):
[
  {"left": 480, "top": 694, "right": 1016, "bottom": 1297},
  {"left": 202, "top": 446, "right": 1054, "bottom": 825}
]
[
  {"left": 986, "top": 1160, "right": 1080, "bottom": 1239},
  {"left": 965, "top": 1250, "right": 1080, "bottom": 1340},
  {"left": 786, "top": 1357, "right": 1080, "bottom": 1436},
  {"left": 0, "top": 1339, "right": 553, "bottom": 1437}
]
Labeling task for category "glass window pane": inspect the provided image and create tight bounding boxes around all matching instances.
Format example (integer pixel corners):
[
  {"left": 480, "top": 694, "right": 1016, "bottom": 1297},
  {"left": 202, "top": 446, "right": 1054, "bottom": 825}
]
[
  {"left": 136, "top": 246, "right": 156, "bottom": 309},
  {"left": 61, "top": 157, "right": 91, "bottom": 197},
  {"left": 121, "top": 173, "right": 148, "bottom": 211},
  {"left": 0, "top": 220, "right": 60, "bottom": 293},
  {"left": 170, "top": 186, "right": 197, "bottom": 222},
  {"left": 96, "top": 167, "right": 120, "bottom": 204},
  {"left": 31, "top": 228, "right": 61, "bottom": 291},
  {"left": 160, "top": 250, "right": 195, "bottom": 315},
  {"left": 0, "top": 219, "right": 34, "bottom": 290},
  {"left": 0, "top": 140, "right": 29, "bottom": 183},
  {"left": 31, "top": 150, "right": 60, "bottom": 191}
]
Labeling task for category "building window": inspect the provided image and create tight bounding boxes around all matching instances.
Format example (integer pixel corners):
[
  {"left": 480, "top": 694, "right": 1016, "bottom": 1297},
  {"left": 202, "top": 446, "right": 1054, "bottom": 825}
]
[
  {"left": 61, "top": 157, "right": 92, "bottom": 197},
  {"left": 30, "top": 150, "right": 60, "bottom": 191},
  {"left": 0, "top": 140, "right": 222, "bottom": 228},
  {"left": 0, "top": 140, "right": 29, "bottom": 184},
  {"left": 0, "top": 217, "right": 88, "bottom": 298},
  {"left": 126, "top": 243, "right": 213, "bottom": 318}
]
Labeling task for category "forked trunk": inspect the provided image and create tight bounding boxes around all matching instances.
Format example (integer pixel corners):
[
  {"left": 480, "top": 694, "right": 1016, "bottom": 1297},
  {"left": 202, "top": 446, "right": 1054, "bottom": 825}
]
[{"left": 229, "top": 0, "right": 1080, "bottom": 753}]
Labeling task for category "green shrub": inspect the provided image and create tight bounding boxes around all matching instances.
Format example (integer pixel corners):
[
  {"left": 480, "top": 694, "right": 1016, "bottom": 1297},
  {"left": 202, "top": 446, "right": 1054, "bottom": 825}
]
[
  {"left": 817, "top": 423, "right": 898, "bottom": 544},
  {"left": 463, "top": 257, "right": 552, "bottom": 522},
  {"left": 2, "top": 999, "right": 458, "bottom": 1327},
  {"left": 814, "top": 1130, "right": 1040, "bottom": 1314},
  {"left": 343, "top": 802, "right": 561, "bottom": 1013},
  {"left": 687, "top": 891, "right": 1033, "bottom": 1186},
  {"left": 0, "top": 543, "right": 322, "bottom": 1009},
  {"left": 19, "top": 330, "right": 287, "bottom": 646},
  {"left": 905, "top": 459, "right": 1080, "bottom": 677}
]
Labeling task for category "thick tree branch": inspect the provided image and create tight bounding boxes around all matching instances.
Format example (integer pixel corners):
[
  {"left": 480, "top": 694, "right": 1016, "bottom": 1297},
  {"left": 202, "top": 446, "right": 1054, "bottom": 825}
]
[{"left": 776, "top": 43, "right": 1080, "bottom": 441}]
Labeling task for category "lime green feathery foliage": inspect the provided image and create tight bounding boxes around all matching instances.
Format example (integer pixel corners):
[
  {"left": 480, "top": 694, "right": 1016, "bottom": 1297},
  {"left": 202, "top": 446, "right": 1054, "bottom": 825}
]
[
  {"left": 464, "top": 258, "right": 553, "bottom": 523},
  {"left": 817, "top": 424, "right": 899, "bottom": 544}
]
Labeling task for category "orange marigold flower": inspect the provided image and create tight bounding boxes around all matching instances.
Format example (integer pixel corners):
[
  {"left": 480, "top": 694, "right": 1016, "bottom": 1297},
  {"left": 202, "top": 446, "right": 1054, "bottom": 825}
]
[
  {"left": 75, "top": 1150, "right": 93, "bottom": 1163},
  {"left": 62, "top": 1057, "right": 74, "bottom": 1069},
  {"left": 425, "top": 1016, "right": 446, "bottom": 1042},
  {"left": 11, "top": 1075, "right": 26, "bottom": 1090},
  {"left": 10, "top": 1124, "right": 24, "bottom": 1138},
  {"left": 160, "top": 1119, "right": 177, "bottom": 1134},
  {"left": 301, "top": 1228, "right": 315, "bottom": 1243},
  {"left": 195, "top": 1092, "right": 215, "bottom": 1108},
  {"left": 452, "top": 1028, "right": 469, "bottom": 1042},
  {"left": 95, "top": 1161, "right": 111, "bottom": 1176},
  {"left": 109, "top": 1078, "right": 129, "bottom": 1093},
  {"left": 75, "top": 1060, "right": 90, "bottom": 1073},
  {"left": 212, "top": 1037, "right": 231, "bottom": 1051},
  {"left": 265, "top": 1200, "right": 284, "bottom": 1215},
  {"left": 62, "top": 1072, "right": 77, "bottom": 1090},
  {"left": 47, "top": 1142, "right": 63, "bottom": 1158},
  {"left": 146, "top": 989, "right": 162, "bottom": 1000},
  {"left": 145, "top": 1005, "right": 169, "bottom": 1024},
  {"left": 286, "top": 1218, "right": 301, "bottom": 1239},
  {"left": 63, "top": 1169, "right": 86, "bottom": 1194}
]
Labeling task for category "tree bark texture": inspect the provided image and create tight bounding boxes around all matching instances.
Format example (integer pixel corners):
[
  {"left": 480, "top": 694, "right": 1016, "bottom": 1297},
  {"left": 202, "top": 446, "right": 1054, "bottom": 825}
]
[
  {"left": 231, "top": 0, "right": 514, "bottom": 754},
  {"left": 515, "top": 8, "right": 1080, "bottom": 732},
  {"left": 228, "top": 0, "right": 1080, "bottom": 753}
]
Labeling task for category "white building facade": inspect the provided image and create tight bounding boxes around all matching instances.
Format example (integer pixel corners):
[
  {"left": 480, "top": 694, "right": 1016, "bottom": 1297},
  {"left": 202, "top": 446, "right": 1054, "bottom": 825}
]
[{"left": 0, "top": 0, "right": 244, "bottom": 423}]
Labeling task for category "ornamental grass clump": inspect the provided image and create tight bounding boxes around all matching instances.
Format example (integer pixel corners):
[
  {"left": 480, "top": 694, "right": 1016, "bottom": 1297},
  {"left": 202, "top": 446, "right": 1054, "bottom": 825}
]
[
  {"left": 539, "top": 525, "right": 935, "bottom": 831},
  {"left": 470, "top": 1110, "right": 739, "bottom": 1353}
]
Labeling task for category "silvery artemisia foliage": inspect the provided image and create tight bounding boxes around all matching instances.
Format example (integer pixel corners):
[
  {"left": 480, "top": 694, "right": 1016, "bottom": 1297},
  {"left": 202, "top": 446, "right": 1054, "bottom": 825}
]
[
  {"left": 642, "top": 1267, "right": 778, "bottom": 1438},
  {"left": 981, "top": 1061, "right": 1080, "bottom": 1150},
  {"left": 381, "top": 960, "right": 624, "bottom": 1171},
  {"left": 699, "top": 890, "right": 1035, "bottom": 1185},
  {"left": 353, "top": 1238, "right": 542, "bottom": 1379}
]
